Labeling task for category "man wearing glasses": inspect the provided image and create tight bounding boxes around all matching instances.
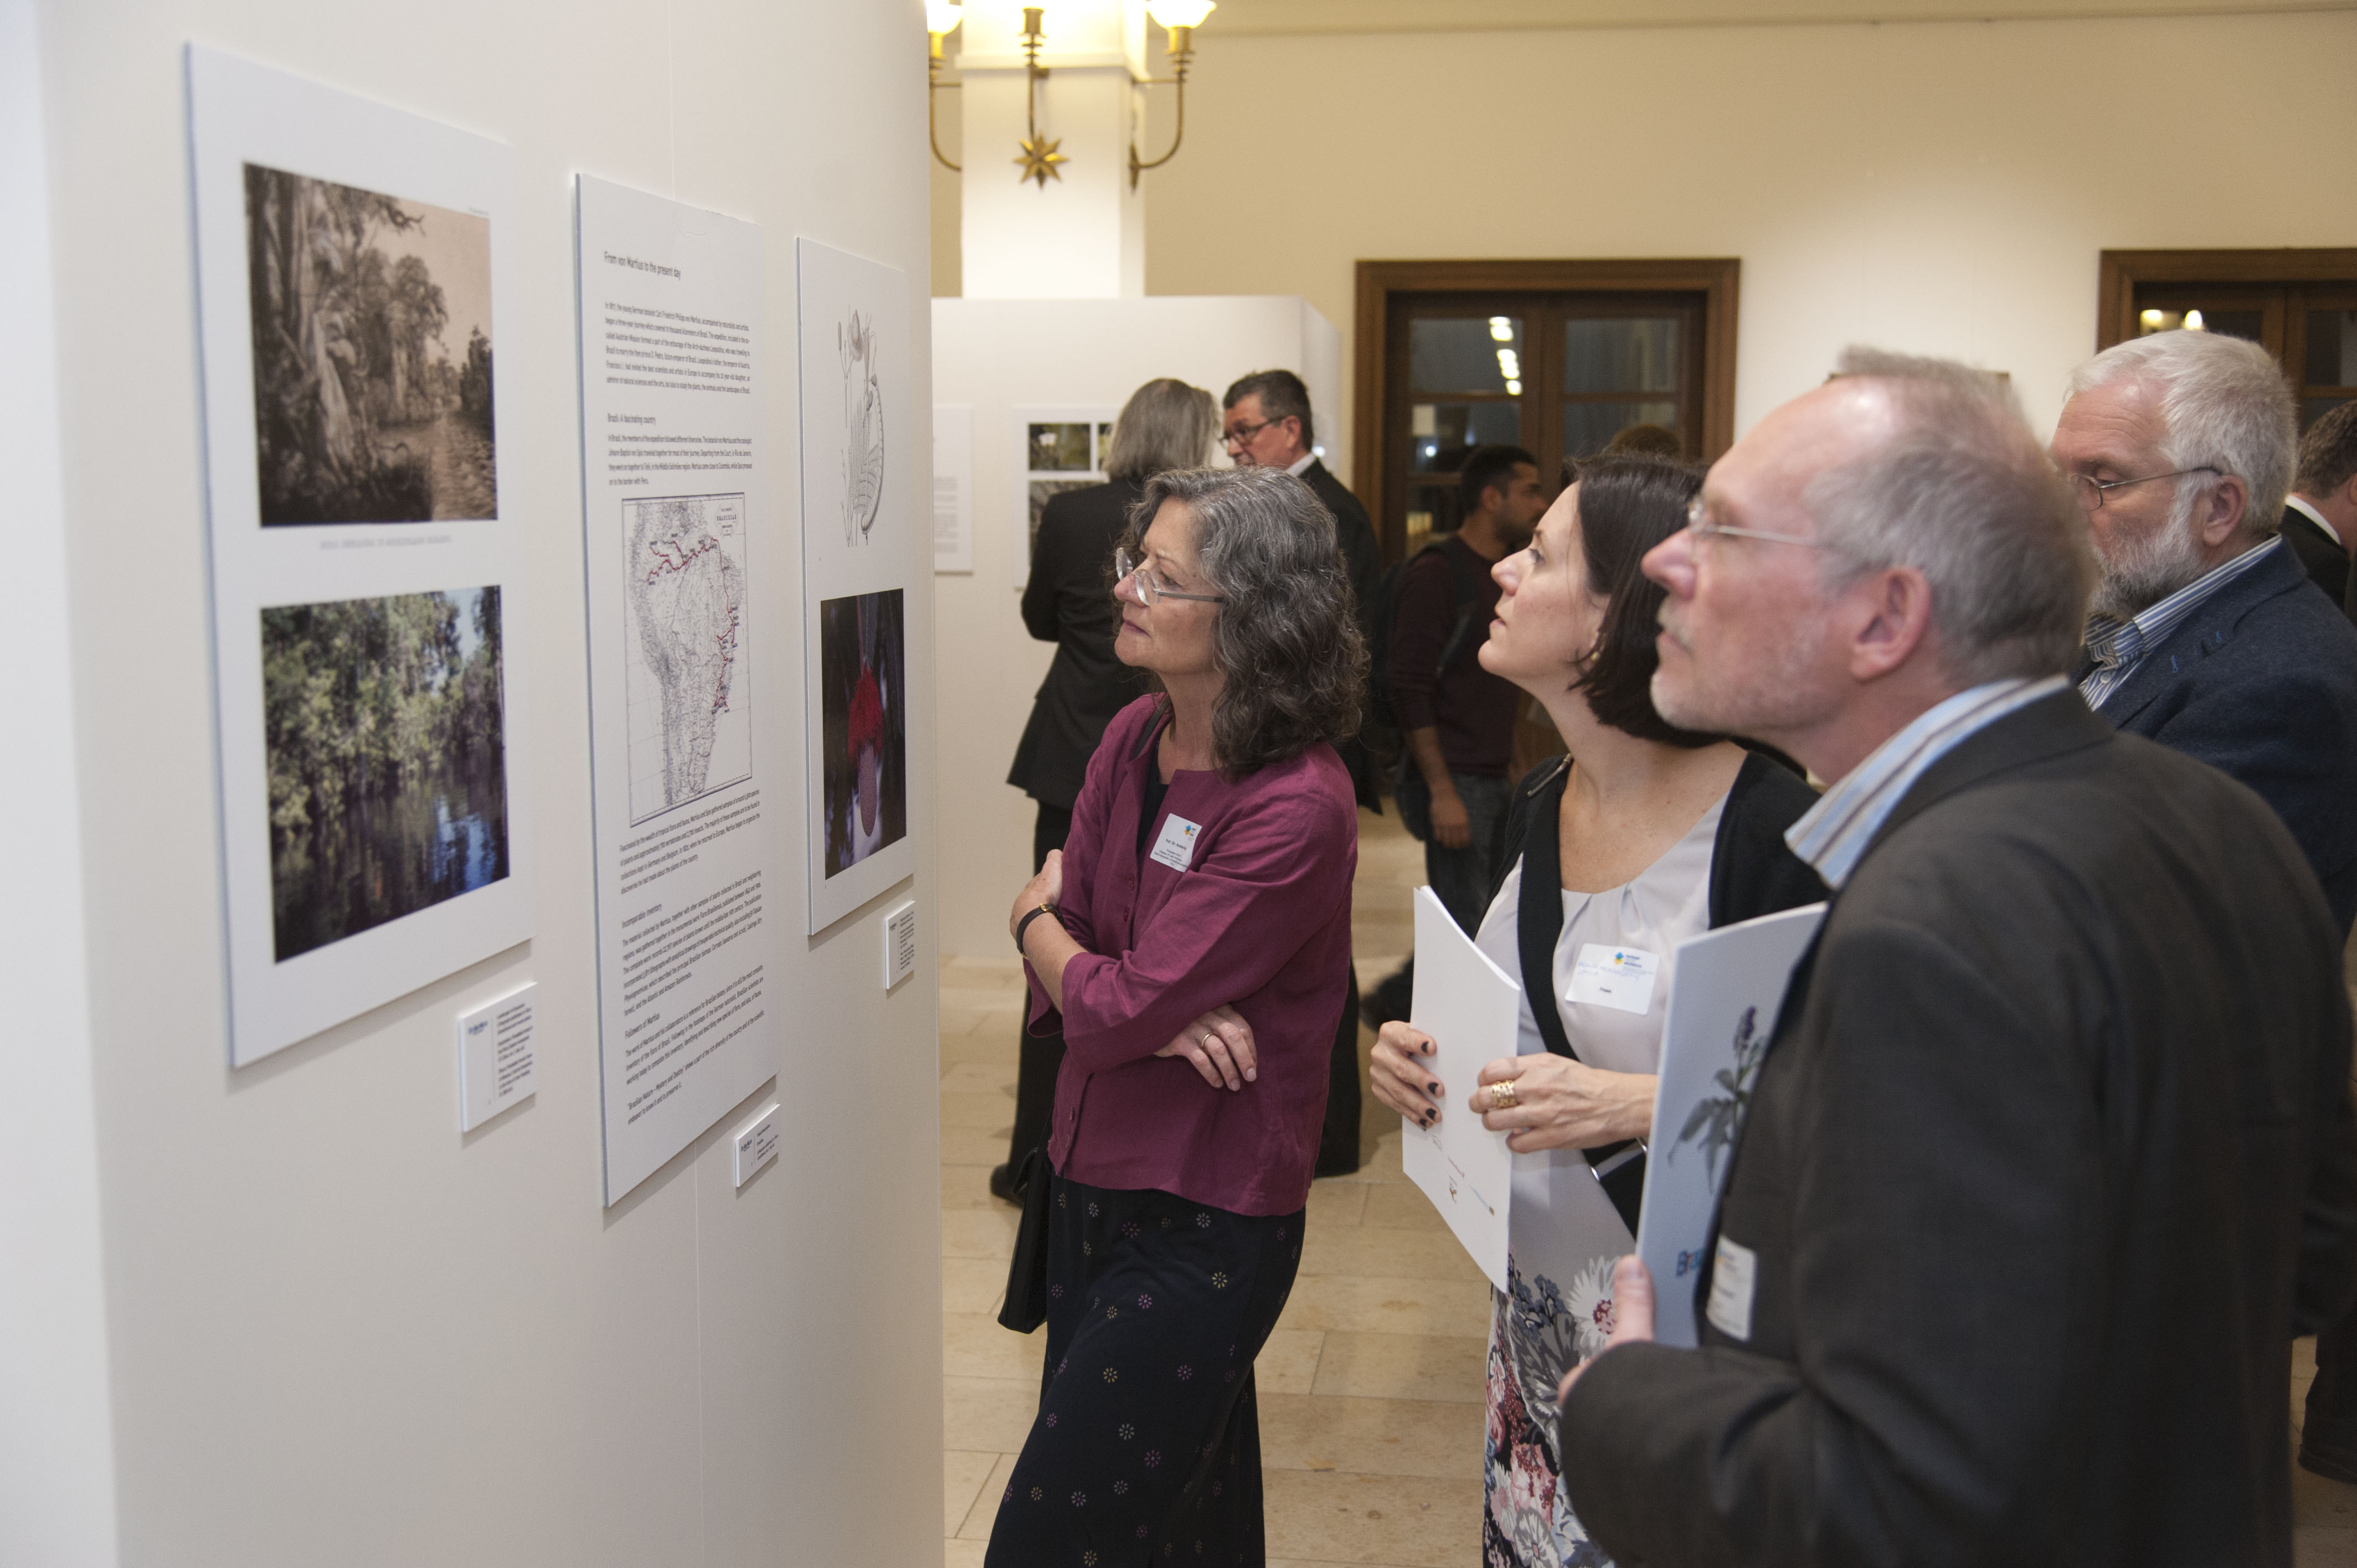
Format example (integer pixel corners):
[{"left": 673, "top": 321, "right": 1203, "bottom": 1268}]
[
  {"left": 2055, "top": 335, "right": 2357, "bottom": 1490},
  {"left": 1222, "top": 369, "right": 1381, "bottom": 1175},
  {"left": 2049, "top": 331, "right": 2357, "bottom": 935}
]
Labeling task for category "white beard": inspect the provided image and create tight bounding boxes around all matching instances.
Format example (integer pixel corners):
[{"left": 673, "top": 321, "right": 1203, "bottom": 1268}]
[{"left": 2091, "top": 488, "right": 2208, "bottom": 620}]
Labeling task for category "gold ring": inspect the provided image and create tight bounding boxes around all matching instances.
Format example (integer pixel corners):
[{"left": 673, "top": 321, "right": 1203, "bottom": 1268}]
[
  {"left": 1488, "top": 1080, "right": 1521, "bottom": 1111},
  {"left": 1204, "top": 1033, "right": 1219, "bottom": 1049}
]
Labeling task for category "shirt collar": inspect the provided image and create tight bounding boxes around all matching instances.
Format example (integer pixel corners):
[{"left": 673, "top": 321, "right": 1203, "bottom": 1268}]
[
  {"left": 2081, "top": 535, "right": 2282, "bottom": 672},
  {"left": 1784, "top": 677, "right": 2068, "bottom": 889},
  {"left": 1284, "top": 451, "right": 1318, "bottom": 478},
  {"left": 2288, "top": 493, "right": 2343, "bottom": 549}
]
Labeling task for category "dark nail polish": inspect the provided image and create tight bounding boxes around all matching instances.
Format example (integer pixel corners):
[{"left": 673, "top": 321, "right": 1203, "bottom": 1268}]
[{"left": 1428, "top": 1081, "right": 1442, "bottom": 1095}]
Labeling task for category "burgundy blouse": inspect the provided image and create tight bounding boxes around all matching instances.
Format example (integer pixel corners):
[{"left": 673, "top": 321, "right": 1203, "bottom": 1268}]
[{"left": 1027, "top": 696, "right": 1358, "bottom": 1216}]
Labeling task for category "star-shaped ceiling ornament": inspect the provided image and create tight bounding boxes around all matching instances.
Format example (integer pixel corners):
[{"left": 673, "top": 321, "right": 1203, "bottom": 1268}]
[{"left": 1014, "top": 133, "right": 1068, "bottom": 188}]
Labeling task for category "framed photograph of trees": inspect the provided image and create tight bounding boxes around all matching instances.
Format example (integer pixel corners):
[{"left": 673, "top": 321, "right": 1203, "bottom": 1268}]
[{"left": 188, "top": 47, "right": 533, "bottom": 1065}]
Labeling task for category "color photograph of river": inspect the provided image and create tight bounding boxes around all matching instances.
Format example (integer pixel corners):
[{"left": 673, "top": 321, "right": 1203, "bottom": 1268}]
[{"left": 263, "top": 587, "right": 508, "bottom": 962}]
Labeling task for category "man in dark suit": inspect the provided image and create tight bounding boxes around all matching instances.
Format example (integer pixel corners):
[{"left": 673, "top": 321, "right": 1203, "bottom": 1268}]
[
  {"left": 1223, "top": 368, "right": 1377, "bottom": 1174},
  {"left": 2287, "top": 401, "right": 2357, "bottom": 605},
  {"left": 2050, "top": 331, "right": 2357, "bottom": 935},
  {"left": 1548, "top": 349, "right": 2357, "bottom": 1566}
]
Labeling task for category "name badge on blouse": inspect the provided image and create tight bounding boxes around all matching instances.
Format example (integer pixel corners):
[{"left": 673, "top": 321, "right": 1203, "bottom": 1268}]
[
  {"left": 1568, "top": 943, "right": 1660, "bottom": 1015},
  {"left": 1149, "top": 813, "right": 1203, "bottom": 871}
]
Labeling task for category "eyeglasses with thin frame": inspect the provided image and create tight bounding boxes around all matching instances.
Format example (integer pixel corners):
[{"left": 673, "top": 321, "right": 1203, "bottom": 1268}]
[
  {"left": 1114, "top": 548, "right": 1227, "bottom": 605},
  {"left": 2062, "top": 465, "right": 2219, "bottom": 512},
  {"left": 1221, "top": 417, "right": 1286, "bottom": 450},
  {"left": 1682, "top": 497, "right": 1837, "bottom": 552}
]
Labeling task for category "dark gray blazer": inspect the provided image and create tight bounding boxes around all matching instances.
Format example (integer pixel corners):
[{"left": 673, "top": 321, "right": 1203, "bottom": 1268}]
[
  {"left": 2074, "top": 538, "right": 2357, "bottom": 934},
  {"left": 1298, "top": 457, "right": 1384, "bottom": 812},
  {"left": 1007, "top": 478, "right": 1149, "bottom": 811},
  {"left": 2281, "top": 503, "right": 2350, "bottom": 605},
  {"left": 1560, "top": 693, "right": 2357, "bottom": 1568}
]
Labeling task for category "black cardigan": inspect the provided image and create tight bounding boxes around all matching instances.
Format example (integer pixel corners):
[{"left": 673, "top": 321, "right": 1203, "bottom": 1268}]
[{"left": 1488, "top": 748, "right": 1828, "bottom": 935}]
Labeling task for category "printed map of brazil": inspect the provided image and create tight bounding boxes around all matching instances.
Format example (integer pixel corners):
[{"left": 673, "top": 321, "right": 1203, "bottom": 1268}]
[{"left": 624, "top": 493, "right": 750, "bottom": 824}]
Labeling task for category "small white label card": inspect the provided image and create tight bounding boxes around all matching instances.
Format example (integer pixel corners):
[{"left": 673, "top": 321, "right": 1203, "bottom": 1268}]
[
  {"left": 1569, "top": 943, "right": 1660, "bottom": 1015},
  {"left": 733, "top": 1102, "right": 781, "bottom": 1188},
  {"left": 457, "top": 983, "right": 538, "bottom": 1133},
  {"left": 1149, "top": 813, "right": 1203, "bottom": 872},
  {"left": 1705, "top": 1234, "right": 1758, "bottom": 1342},
  {"left": 883, "top": 900, "right": 917, "bottom": 991}
]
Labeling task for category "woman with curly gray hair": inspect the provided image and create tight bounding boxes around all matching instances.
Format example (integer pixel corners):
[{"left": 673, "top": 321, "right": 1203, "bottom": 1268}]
[{"left": 987, "top": 465, "right": 1366, "bottom": 1565}]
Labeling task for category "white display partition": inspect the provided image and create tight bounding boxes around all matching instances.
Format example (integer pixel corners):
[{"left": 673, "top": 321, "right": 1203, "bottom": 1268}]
[
  {"left": 187, "top": 47, "right": 533, "bottom": 1065},
  {"left": 931, "top": 293, "right": 1343, "bottom": 957}
]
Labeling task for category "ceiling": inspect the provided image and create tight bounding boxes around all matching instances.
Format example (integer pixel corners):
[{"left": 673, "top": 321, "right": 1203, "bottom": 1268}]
[{"left": 1201, "top": 0, "right": 2354, "bottom": 33}]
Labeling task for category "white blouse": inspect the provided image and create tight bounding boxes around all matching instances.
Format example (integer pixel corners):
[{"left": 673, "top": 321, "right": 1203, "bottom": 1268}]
[{"left": 1471, "top": 792, "right": 1725, "bottom": 1328}]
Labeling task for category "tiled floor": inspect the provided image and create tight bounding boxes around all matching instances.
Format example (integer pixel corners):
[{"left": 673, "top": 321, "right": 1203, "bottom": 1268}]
[{"left": 939, "top": 802, "right": 2357, "bottom": 1566}]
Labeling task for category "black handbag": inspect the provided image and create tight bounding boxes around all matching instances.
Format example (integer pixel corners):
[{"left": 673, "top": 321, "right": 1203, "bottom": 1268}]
[
  {"left": 997, "top": 1148, "right": 1054, "bottom": 1334},
  {"left": 1514, "top": 775, "right": 1647, "bottom": 1235}
]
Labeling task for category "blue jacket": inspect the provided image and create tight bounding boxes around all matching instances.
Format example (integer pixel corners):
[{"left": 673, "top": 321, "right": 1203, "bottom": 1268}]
[{"left": 2077, "top": 539, "right": 2357, "bottom": 934}]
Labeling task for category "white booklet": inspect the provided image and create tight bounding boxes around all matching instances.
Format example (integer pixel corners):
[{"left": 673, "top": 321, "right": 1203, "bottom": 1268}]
[
  {"left": 1634, "top": 901, "right": 1827, "bottom": 1347},
  {"left": 1402, "top": 886, "right": 1518, "bottom": 1292}
]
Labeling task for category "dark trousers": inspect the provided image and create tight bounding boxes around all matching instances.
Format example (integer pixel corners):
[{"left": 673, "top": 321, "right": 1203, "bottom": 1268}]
[
  {"left": 1317, "top": 966, "right": 1362, "bottom": 1177},
  {"left": 1007, "top": 803, "right": 1074, "bottom": 1177},
  {"left": 1392, "top": 766, "right": 1511, "bottom": 937},
  {"left": 2308, "top": 1308, "right": 2357, "bottom": 1462},
  {"left": 985, "top": 1173, "right": 1304, "bottom": 1565}
]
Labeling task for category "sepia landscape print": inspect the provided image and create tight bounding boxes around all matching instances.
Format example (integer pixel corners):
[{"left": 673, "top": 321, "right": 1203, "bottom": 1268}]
[
  {"left": 244, "top": 164, "right": 496, "bottom": 524},
  {"left": 264, "top": 587, "right": 509, "bottom": 961}
]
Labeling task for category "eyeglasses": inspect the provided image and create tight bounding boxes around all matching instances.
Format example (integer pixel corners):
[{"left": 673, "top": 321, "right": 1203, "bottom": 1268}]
[
  {"left": 1114, "top": 548, "right": 1226, "bottom": 605},
  {"left": 1683, "top": 497, "right": 1836, "bottom": 552},
  {"left": 2063, "top": 466, "right": 2219, "bottom": 512},
  {"left": 1221, "top": 417, "right": 1284, "bottom": 450}
]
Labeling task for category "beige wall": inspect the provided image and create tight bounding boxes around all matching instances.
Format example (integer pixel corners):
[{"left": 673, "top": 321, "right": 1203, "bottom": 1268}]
[
  {"left": 943, "top": 10, "right": 2357, "bottom": 439},
  {"left": 19, "top": 2, "right": 941, "bottom": 1564}
]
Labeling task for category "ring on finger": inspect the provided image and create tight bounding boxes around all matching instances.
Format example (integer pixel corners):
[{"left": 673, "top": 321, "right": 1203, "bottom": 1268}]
[
  {"left": 1203, "top": 1033, "right": 1218, "bottom": 1050},
  {"left": 1488, "top": 1080, "right": 1521, "bottom": 1111}
]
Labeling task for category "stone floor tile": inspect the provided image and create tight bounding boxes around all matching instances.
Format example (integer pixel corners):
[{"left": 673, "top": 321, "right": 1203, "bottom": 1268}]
[
  {"left": 943, "top": 1206, "right": 1021, "bottom": 1261},
  {"left": 1257, "top": 1328, "right": 1326, "bottom": 1395},
  {"left": 957, "top": 1452, "right": 1022, "bottom": 1539},
  {"left": 940, "top": 1034, "right": 1017, "bottom": 1067},
  {"left": 944, "top": 1375, "right": 1041, "bottom": 1454},
  {"left": 1307, "top": 1179, "right": 1371, "bottom": 1228},
  {"left": 1275, "top": 1273, "right": 1494, "bottom": 1337},
  {"left": 1360, "top": 1183, "right": 1449, "bottom": 1232},
  {"left": 1258, "top": 1391, "right": 1484, "bottom": 1481},
  {"left": 943, "top": 1256, "right": 1011, "bottom": 1316},
  {"left": 943, "top": 1125, "right": 1011, "bottom": 1166},
  {"left": 941, "top": 1163, "right": 1002, "bottom": 1212},
  {"left": 941, "top": 1089, "right": 1018, "bottom": 1131},
  {"left": 2298, "top": 1526, "right": 2357, "bottom": 1566},
  {"left": 943, "top": 1537, "right": 990, "bottom": 1567},
  {"left": 1299, "top": 1222, "right": 1489, "bottom": 1283},
  {"left": 1261, "top": 1469, "right": 1481, "bottom": 1567},
  {"left": 2299, "top": 1464, "right": 2357, "bottom": 1528},
  {"left": 944, "top": 1448, "right": 998, "bottom": 1536},
  {"left": 1311, "top": 1331, "right": 1487, "bottom": 1404},
  {"left": 940, "top": 1061, "right": 1018, "bottom": 1094},
  {"left": 946, "top": 1309, "right": 1047, "bottom": 1383}
]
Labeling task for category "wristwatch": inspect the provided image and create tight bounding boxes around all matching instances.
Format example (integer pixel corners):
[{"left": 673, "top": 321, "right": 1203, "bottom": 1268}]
[{"left": 1014, "top": 902, "right": 1058, "bottom": 957}]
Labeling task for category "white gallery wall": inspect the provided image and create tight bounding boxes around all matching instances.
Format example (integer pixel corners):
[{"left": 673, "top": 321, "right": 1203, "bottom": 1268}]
[
  {"left": 6, "top": 2, "right": 941, "bottom": 1565},
  {"left": 1141, "top": 9, "right": 2357, "bottom": 442}
]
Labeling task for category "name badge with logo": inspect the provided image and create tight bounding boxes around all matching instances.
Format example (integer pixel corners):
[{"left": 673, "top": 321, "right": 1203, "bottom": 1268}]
[
  {"left": 1568, "top": 943, "right": 1661, "bottom": 1015},
  {"left": 1150, "top": 814, "right": 1203, "bottom": 872}
]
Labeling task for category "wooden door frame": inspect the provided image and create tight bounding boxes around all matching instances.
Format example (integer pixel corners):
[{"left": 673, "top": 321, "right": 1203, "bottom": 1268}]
[
  {"left": 1351, "top": 257, "right": 1740, "bottom": 556},
  {"left": 2096, "top": 249, "right": 2357, "bottom": 350}
]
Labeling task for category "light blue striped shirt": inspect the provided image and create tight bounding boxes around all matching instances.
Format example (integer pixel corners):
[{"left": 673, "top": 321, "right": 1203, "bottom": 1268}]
[
  {"left": 1784, "top": 677, "right": 2070, "bottom": 889},
  {"left": 2078, "top": 537, "right": 2283, "bottom": 711}
]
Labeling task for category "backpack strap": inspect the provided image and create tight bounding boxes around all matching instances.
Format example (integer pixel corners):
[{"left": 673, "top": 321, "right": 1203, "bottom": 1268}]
[
  {"left": 1429, "top": 539, "right": 1488, "bottom": 677},
  {"left": 1512, "top": 761, "right": 1646, "bottom": 1234}
]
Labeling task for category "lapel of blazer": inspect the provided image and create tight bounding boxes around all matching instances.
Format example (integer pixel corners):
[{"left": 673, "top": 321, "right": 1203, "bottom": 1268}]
[
  {"left": 2090, "top": 539, "right": 2306, "bottom": 732},
  {"left": 2284, "top": 505, "right": 2348, "bottom": 562}
]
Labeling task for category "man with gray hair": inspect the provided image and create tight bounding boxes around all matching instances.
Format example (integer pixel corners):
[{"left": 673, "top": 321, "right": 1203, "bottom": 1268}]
[
  {"left": 1551, "top": 350, "right": 2357, "bottom": 1566},
  {"left": 2050, "top": 331, "right": 2357, "bottom": 934}
]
